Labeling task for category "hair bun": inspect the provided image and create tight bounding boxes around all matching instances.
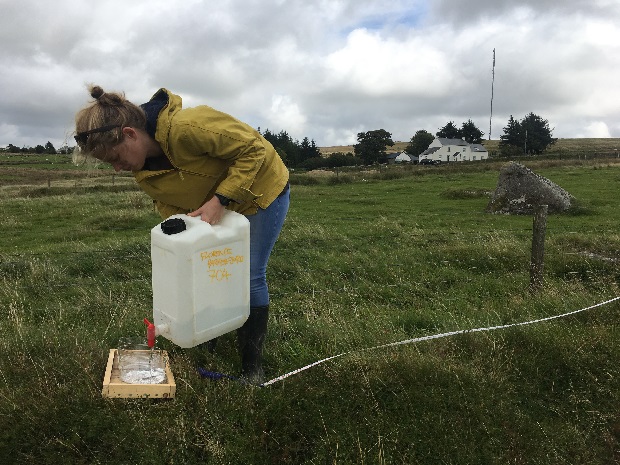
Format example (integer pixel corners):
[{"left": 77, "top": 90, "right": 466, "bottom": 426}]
[{"left": 89, "top": 85, "right": 105, "bottom": 100}]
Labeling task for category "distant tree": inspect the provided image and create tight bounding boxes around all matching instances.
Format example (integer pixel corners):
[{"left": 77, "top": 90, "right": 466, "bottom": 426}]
[
  {"left": 326, "top": 152, "right": 361, "bottom": 168},
  {"left": 499, "top": 113, "right": 556, "bottom": 155},
  {"left": 299, "top": 137, "right": 321, "bottom": 163},
  {"left": 299, "top": 157, "right": 326, "bottom": 170},
  {"left": 436, "top": 121, "right": 461, "bottom": 139},
  {"left": 45, "top": 141, "right": 56, "bottom": 154},
  {"left": 499, "top": 115, "right": 522, "bottom": 149},
  {"left": 521, "top": 112, "right": 556, "bottom": 154},
  {"left": 262, "top": 129, "right": 301, "bottom": 167},
  {"left": 460, "top": 119, "right": 484, "bottom": 144},
  {"left": 34, "top": 145, "right": 45, "bottom": 154},
  {"left": 405, "top": 130, "right": 435, "bottom": 156},
  {"left": 299, "top": 137, "right": 311, "bottom": 160},
  {"left": 6, "top": 143, "right": 20, "bottom": 153},
  {"left": 57, "top": 145, "right": 74, "bottom": 154},
  {"left": 354, "top": 129, "right": 394, "bottom": 164},
  {"left": 258, "top": 127, "right": 332, "bottom": 167}
]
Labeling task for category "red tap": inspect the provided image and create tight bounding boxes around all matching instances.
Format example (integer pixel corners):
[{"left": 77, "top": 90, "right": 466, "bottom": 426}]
[{"left": 144, "top": 318, "right": 156, "bottom": 348}]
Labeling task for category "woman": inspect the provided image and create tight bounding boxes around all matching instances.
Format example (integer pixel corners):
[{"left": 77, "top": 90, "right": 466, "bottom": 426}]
[{"left": 74, "top": 85, "right": 290, "bottom": 384}]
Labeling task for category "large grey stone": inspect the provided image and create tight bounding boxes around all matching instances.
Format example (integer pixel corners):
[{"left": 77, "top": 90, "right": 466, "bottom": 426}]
[{"left": 486, "top": 162, "right": 572, "bottom": 215}]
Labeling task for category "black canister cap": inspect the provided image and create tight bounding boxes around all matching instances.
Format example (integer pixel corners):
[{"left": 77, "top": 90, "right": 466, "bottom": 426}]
[{"left": 161, "top": 218, "right": 187, "bottom": 235}]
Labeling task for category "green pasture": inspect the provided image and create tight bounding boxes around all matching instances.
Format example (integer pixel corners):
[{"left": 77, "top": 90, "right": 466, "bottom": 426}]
[
  {"left": 0, "top": 153, "right": 74, "bottom": 169},
  {"left": 0, "top": 159, "right": 619, "bottom": 464}
]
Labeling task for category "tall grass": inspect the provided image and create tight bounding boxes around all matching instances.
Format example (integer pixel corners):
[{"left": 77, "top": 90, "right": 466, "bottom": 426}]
[{"left": 0, "top": 162, "right": 619, "bottom": 464}]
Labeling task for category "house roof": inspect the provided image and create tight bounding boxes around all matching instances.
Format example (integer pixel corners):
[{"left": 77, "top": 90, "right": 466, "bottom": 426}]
[
  {"left": 437, "top": 138, "right": 468, "bottom": 146},
  {"left": 470, "top": 144, "right": 488, "bottom": 152},
  {"left": 421, "top": 147, "right": 440, "bottom": 156}
]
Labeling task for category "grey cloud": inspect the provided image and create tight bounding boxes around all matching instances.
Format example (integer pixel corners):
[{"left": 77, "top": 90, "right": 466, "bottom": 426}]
[
  {"left": 1, "top": 0, "right": 619, "bottom": 149},
  {"left": 430, "top": 0, "right": 619, "bottom": 23}
]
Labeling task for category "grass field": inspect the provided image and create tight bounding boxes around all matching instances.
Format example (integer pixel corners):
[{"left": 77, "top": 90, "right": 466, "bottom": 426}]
[{"left": 0, "top": 155, "right": 619, "bottom": 464}]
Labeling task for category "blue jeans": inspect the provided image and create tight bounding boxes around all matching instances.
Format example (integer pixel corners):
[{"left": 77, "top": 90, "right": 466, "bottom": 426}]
[{"left": 247, "top": 185, "right": 290, "bottom": 307}]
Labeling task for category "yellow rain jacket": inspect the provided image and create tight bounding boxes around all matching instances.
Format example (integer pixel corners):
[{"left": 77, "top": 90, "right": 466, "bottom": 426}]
[{"left": 134, "top": 89, "right": 289, "bottom": 219}]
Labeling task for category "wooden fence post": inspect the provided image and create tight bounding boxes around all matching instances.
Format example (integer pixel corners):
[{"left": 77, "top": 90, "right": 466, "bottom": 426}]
[{"left": 529, "top": 204, "right": 548, "bottom": 293}]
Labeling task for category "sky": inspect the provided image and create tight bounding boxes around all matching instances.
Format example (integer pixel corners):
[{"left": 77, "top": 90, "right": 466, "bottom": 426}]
[{"left": 1, "top": 0, "right": 619, "bottom": 150}]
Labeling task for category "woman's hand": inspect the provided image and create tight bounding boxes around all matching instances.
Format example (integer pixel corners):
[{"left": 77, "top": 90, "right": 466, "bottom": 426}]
[{"left": 187, "top": 196, "right": 226, "bottom": 224}]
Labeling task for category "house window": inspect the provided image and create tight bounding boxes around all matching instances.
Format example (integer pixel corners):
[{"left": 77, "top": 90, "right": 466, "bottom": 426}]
[
  {"left": 447, "top": 147, "right": 451, "bottom": 152},
  {"left": 473, "top": 156, "right": 477, "bottom": 161}
]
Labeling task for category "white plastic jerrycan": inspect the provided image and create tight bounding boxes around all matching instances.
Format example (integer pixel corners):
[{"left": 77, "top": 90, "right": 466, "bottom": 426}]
[{"left": 150, "top": 212, "right": 250, "bottom": 348}]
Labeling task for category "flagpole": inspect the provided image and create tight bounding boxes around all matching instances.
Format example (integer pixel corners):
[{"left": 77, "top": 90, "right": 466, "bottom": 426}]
[{"left": 489, "top": 48, "right": 496, "bottom": 141}]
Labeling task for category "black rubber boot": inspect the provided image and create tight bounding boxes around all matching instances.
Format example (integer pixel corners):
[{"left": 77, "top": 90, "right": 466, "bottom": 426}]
[{"left": 237, "top": 306, "right": 269, "bottom": 385}]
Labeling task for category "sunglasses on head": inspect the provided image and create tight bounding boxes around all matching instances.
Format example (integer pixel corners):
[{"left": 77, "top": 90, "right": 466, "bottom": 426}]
[{"left": 74, "top": 124, "right": 121, "bottom": 146}]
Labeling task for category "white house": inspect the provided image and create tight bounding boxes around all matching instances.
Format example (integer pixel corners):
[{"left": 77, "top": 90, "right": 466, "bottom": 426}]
[
  {"left": 419, "top": 138, "right": 489, "bottom": 163},
  {"left": 385, "top": 151, "right": 414, "bottom": 164},
  {"left": 395, "top": 152, "right": 412, "bottom": 163}
]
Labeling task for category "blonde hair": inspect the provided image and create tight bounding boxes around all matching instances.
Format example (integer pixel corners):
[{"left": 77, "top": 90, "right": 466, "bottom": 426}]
[{"left": 73, "top": 85, "right": 146, "bottom": 164}]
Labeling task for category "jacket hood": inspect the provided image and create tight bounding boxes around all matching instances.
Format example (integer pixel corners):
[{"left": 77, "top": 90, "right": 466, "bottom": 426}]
[
  {"left": 141, "top": 89, "right": 168, "bottom": 138},
  {"left": 141, "top": 88, "right": 183, "bottom": 154}
]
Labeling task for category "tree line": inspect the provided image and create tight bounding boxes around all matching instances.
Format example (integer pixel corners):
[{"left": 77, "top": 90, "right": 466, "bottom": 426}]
[
  {"left": 1, "top": 142, "right": 73, "bottom": 155},
  {"left": 2, "top": 112, "right": 556, "bottom": 168},
  {"left": 258, "top": 128, "right": 361, "bottom": 170}
]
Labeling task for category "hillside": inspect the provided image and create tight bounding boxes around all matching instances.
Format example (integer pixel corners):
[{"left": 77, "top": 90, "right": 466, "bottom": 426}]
[
  {"left": 319, "top": 141, "right": 409, "bottom": 155},
  {"left": 319, "top": 138, "right": 620, "bottom": 156}
]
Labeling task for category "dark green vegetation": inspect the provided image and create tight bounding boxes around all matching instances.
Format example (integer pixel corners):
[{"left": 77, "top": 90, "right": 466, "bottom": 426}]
[
  {"left": 0, "top": 157, "right": 619, "bottom": 464},
  {"left": 354, "top": 129, "right": 395, "bottom": 164},
  {"left": 500, "top": 113, "right": 556, "bottom": 156},
  {"left": 435, "top": 119, "right": 485, "bottom": 144}
]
